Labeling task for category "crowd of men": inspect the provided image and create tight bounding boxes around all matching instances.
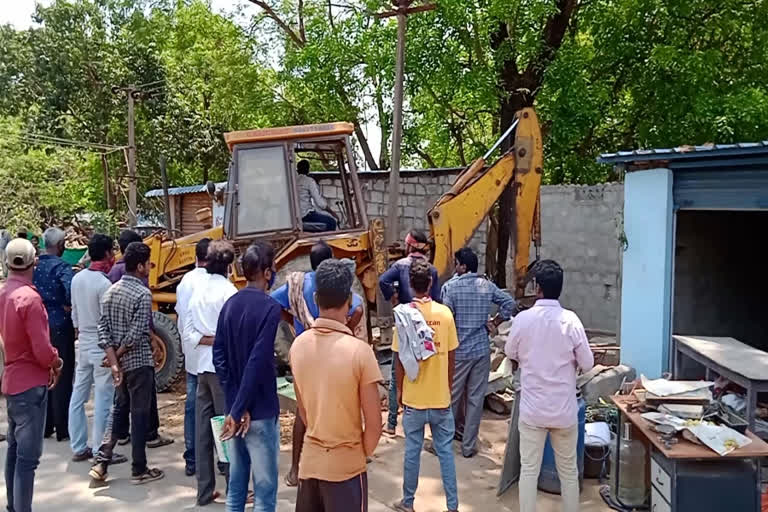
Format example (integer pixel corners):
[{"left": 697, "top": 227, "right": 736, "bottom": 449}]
[{"left": 0, "top": 225, "right": 593, "bottom": 512}]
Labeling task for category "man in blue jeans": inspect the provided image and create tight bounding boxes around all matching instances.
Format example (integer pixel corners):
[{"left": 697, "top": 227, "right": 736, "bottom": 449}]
[
  {"left": 379, "top": 229, "right": 441, "bottom": 436},
  {"left": 0, "top": 238, "right": 64, "bottom": 512},
  {"left": 175, "top": 238, "right": 211, "bottom": 476},
  {"left": 68, "top": 234, "right": 120, "bottom": 462},
  {"left": 392, "top": 260, "right": 459, "bottom": 512},
  {"left": 214, "top": 241, "right": 281, "bottom": 512}
]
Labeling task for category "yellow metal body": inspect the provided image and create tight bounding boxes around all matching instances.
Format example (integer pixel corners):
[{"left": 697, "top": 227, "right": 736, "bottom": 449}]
[
  {"left": 148, "top": 110, "right": 542, "bottom": 307},
  {"left": 428, "top": 108, "right": 543, "bottom": 296}
]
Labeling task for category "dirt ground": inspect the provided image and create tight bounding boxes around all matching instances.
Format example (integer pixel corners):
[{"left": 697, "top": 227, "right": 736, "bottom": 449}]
[{"left": 0, "top": 387, "right": 611, "bottom": 511}]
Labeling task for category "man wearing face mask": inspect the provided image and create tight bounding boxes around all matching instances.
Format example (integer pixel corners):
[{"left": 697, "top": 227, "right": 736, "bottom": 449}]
[
  {"left": 185, "top": 240, "right": 238, "bottom": 506},
  {"left": 68, "top": 234, "right": 125, "bottom": 463},
  {"left": 214, "top": 241, "right": 281, "bottom": 512}
]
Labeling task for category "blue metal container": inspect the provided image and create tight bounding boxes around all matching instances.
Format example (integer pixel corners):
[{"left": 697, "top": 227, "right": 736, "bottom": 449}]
[{"left": 537, "top": 396, "right": 586, "bottom": 494}]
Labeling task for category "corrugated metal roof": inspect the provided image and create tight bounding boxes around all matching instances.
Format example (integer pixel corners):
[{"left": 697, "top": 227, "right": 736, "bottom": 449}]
[
  {"left": 145, "top": 182, "right": 226, "bottom": 198},
  {"left": 598, "top": 141, "right": 768, "bottom": 165}
]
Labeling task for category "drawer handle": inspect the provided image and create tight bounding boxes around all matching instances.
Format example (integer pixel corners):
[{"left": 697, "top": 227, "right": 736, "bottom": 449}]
[
  {"left": 655, "top": 476, "right": 665, "bottom": 487},
  {"left": 652, "top": 504, "right": 657, "bottom": 512}
]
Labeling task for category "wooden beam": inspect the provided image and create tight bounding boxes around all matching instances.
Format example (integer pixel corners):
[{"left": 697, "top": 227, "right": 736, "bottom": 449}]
[{"left": 375, "top": 3, "right": 436, "bottom": 18}]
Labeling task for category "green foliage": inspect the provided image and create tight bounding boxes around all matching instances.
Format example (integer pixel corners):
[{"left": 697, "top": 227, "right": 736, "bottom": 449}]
[
  {"left": 0, "top": 118, "right": 101, "bottom": 232},
  {"left": 1, "top": 0, "right": 767, "bottom": 237}
]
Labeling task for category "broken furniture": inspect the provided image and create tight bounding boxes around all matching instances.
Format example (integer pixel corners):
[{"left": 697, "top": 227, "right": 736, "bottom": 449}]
[
  {"left": 672, "top": 335, "right": 768, "bottom": 432},
  {"left": 612, "top": 396, "right": 768, "bottom": 512}
]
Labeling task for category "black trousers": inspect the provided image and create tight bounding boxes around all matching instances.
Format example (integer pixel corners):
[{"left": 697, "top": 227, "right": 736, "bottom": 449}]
[
  {"left": 296, "top": 472, "right": 368, "bottom": 512},
  {"left": 96, "top": 366, "right": 154, "bottom": 476},
  {"left": 45, "top": 324, "right": 75, "bottom": 440},
  {"left": 113, "top": 373, "right": 160, "bottom": 440},
  {"left": 195, "top": 372, "right": 229, "bottom": 505}
]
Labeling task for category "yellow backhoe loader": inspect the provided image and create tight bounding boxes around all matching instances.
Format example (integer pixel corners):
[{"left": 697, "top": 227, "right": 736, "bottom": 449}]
[{"left": 144, "top": 108, "right": 543, "bottom": 391}]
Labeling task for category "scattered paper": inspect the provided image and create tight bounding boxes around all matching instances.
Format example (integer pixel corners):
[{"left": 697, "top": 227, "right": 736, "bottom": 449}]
[
  {"left": 659, "top": 404, "right": 704, "bottom": 419},
  {"left": 642, "top": 412, "right": 752, "bottom": 456},
  {"left": 641, "top": 412, "right": 688, "bottom": 431},
  {"left": 641, "top": 375, "right": 713, "bottom": 397},
  {"left": 686, "top": 423, "right": 751, "bottom": 456}
]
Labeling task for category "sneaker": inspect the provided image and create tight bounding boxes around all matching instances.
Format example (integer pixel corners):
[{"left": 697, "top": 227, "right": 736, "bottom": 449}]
[
  {"left": 117, "top": 435, "right": 131, "bottom": 446},
  {"left": 185, "top": 465, "right": 195, "bottom": 477}
]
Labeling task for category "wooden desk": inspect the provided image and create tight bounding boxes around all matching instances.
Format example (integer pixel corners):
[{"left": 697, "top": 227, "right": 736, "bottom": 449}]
[
  {"left": 612, "top": 396, "right": 768, "bottom": 459},
  {"left": 672, "top": 335, "right": 768, "bottom": 431},
  {"left": 612, "top": 396, "right": 768, "bottom": 512}
]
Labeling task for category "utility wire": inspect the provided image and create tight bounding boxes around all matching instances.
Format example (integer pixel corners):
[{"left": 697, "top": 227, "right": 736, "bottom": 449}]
[{"left": 1, "top": 131, "right": 127, "bottom": 153}]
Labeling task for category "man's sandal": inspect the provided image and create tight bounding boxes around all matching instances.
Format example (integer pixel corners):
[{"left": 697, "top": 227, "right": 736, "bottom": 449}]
[{"left": 131, "top": 468, "right": 164, "bottom": 485}]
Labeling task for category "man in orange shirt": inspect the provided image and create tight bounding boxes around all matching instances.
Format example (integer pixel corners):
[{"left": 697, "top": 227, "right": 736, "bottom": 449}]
[
  {"left": 290, "top": 259, "right": 382, "bottom": 511},
  {"left": 392, "top": 260, "right": 459, "bottom": 512}
]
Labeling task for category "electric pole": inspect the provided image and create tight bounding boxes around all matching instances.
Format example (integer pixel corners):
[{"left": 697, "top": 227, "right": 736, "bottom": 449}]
[
  {"left": 112, "top": 81, "right": 164, "bottom": 227},
  {"left": 378, "top": 1, "right": 436, "bottom": 245}
]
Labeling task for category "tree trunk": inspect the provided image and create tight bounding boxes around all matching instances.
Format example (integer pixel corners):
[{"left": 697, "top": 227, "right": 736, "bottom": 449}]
[{"left": 494, "top": 95, "right": 531, "bottom": 287}]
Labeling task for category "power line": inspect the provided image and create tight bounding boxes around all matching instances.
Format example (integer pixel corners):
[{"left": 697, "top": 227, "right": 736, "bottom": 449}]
[{"left": 1, "top": 131, "right": 127, "bottom": 153}]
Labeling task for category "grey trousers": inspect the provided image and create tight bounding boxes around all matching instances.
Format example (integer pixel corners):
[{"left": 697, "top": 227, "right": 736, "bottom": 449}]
[
  {"left": 195, "top": 372, "right": 229, "bottom": 505},
  {"left": 451, "top": 355, "right": 491, "bottom": 456}
]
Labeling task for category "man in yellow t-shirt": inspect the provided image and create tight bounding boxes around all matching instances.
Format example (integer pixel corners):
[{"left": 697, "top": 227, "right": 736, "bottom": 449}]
[{"left": 392, "top": 260, "right": 460, "bottom": 512}]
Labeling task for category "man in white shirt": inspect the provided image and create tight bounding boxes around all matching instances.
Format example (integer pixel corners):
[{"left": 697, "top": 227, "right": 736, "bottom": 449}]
[
  {"left": 296, "top": 159, "right": 338, "bottom": 232},
  {"left": 505, "top": 260, "right": 594, "bottom": 512},
  {"left": 68, "top": 234, "right": 117, "bottom": 462},
  {"left": 185, "top": 240, "right": 238, "bottom": 506},
  {"left": 175, "top": 237, "right": 211, "bottom": 477}
]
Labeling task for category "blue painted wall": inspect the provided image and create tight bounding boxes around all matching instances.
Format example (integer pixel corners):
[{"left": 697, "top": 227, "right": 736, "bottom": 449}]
[{"left": 620, "top": 169, "right": 674, "bottom": 378}]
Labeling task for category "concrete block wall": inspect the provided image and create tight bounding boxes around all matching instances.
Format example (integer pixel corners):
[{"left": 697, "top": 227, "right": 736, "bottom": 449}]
[
  {"left": 316, "top": 169, "right": 623, "bottom": 331},
  {"left": 537, "top": 183, "right": 624, "bottom": 332},
  {"left": 317, "top": 169, "right": 489, "bottom": 272}
]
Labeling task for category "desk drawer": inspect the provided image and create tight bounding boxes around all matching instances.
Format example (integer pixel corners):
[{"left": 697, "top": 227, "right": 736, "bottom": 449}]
[
  {"left": 651, "top": 487, "right": 671, "bottom": 512},
  {"left": 651, "top": 458, "right": 671, "bottom": 503}
]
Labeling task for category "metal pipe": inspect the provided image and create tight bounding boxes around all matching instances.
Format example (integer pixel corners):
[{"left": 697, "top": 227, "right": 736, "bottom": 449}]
[
  {"left": 483, "top": 118, "right": 520, "bottom": 161},
  {"left": 159, "top": 156, "right": 175, "bottom": 241}
]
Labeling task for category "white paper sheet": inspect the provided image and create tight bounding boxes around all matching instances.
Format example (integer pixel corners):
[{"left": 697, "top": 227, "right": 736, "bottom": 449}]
[{"left": 641, "top": 375, "right": 713, "bottom": 397}]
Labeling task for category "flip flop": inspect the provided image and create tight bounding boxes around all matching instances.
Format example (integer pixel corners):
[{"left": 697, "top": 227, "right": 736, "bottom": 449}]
[
  {"left": 146, "top": 435, "right": 174, "bottom": 448},
  {"left": 88, "top": 463, "right": 108, "bottom": 482},
  {"left": 246, "top": 491, "right": 255, "bottom": 504},
  {"left": 110, "top": 453, "right": 128, "bottom": 465},
  {"left": 131, "top": 468, "right": 164, "bottom": 485}
]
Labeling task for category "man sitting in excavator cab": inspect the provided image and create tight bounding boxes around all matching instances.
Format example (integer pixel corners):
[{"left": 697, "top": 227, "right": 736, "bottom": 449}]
[{"left": 296, "top": 159, "right": 339, "bottom": 232}]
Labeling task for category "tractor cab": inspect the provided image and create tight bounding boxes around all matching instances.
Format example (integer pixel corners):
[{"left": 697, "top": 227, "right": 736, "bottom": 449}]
[{"left": 222, "top": 122, "right": 369, "bottom": 242}]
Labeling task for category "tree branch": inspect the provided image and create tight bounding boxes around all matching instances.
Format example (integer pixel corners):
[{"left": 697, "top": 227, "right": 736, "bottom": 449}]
[
  {"left": 247, "top": 0, "right": 305, "bottom": 47},
  {"left": 299, "top": 0, "right": 306, "bottom": 42},
  {"left": 414, "top": 147, "right": 437, "bottom": 168}
]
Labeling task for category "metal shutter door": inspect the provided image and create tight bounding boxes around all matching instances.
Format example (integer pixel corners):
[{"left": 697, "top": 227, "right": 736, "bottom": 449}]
[{"left": 673, "top": 170, "right": 768, "bottom": 210}]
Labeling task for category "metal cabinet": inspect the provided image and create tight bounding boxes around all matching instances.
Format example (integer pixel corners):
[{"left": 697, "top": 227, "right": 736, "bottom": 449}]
[{"left": 650, "top": 449, "right": 760, "bottom": 512}]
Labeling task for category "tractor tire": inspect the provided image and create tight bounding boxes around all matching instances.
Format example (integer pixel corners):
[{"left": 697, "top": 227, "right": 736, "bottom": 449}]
[{"left": 152, "top": 311, "right": 184, "bottom": 392}]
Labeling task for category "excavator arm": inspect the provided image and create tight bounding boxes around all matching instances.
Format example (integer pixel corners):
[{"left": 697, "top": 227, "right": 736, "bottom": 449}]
[{"left": 427, "top": 107, "right": 543, "bottom": 297}]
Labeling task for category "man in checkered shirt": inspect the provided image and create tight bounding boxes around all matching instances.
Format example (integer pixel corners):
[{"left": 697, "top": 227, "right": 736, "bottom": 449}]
[
  {"left": 440, "top": 247, "right": 516, "bottom": 458},
  {"left": 91, "top": 242, "right": 164, "bottom": 485}
]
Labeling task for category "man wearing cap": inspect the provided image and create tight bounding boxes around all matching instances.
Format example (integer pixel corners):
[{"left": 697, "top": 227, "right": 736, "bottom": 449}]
[
  {"left": 379, "top": 229, "right": 441, "bottom": 436},
  {"left": 0, "top": 238, "right": 64, "bottom": 512}
]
